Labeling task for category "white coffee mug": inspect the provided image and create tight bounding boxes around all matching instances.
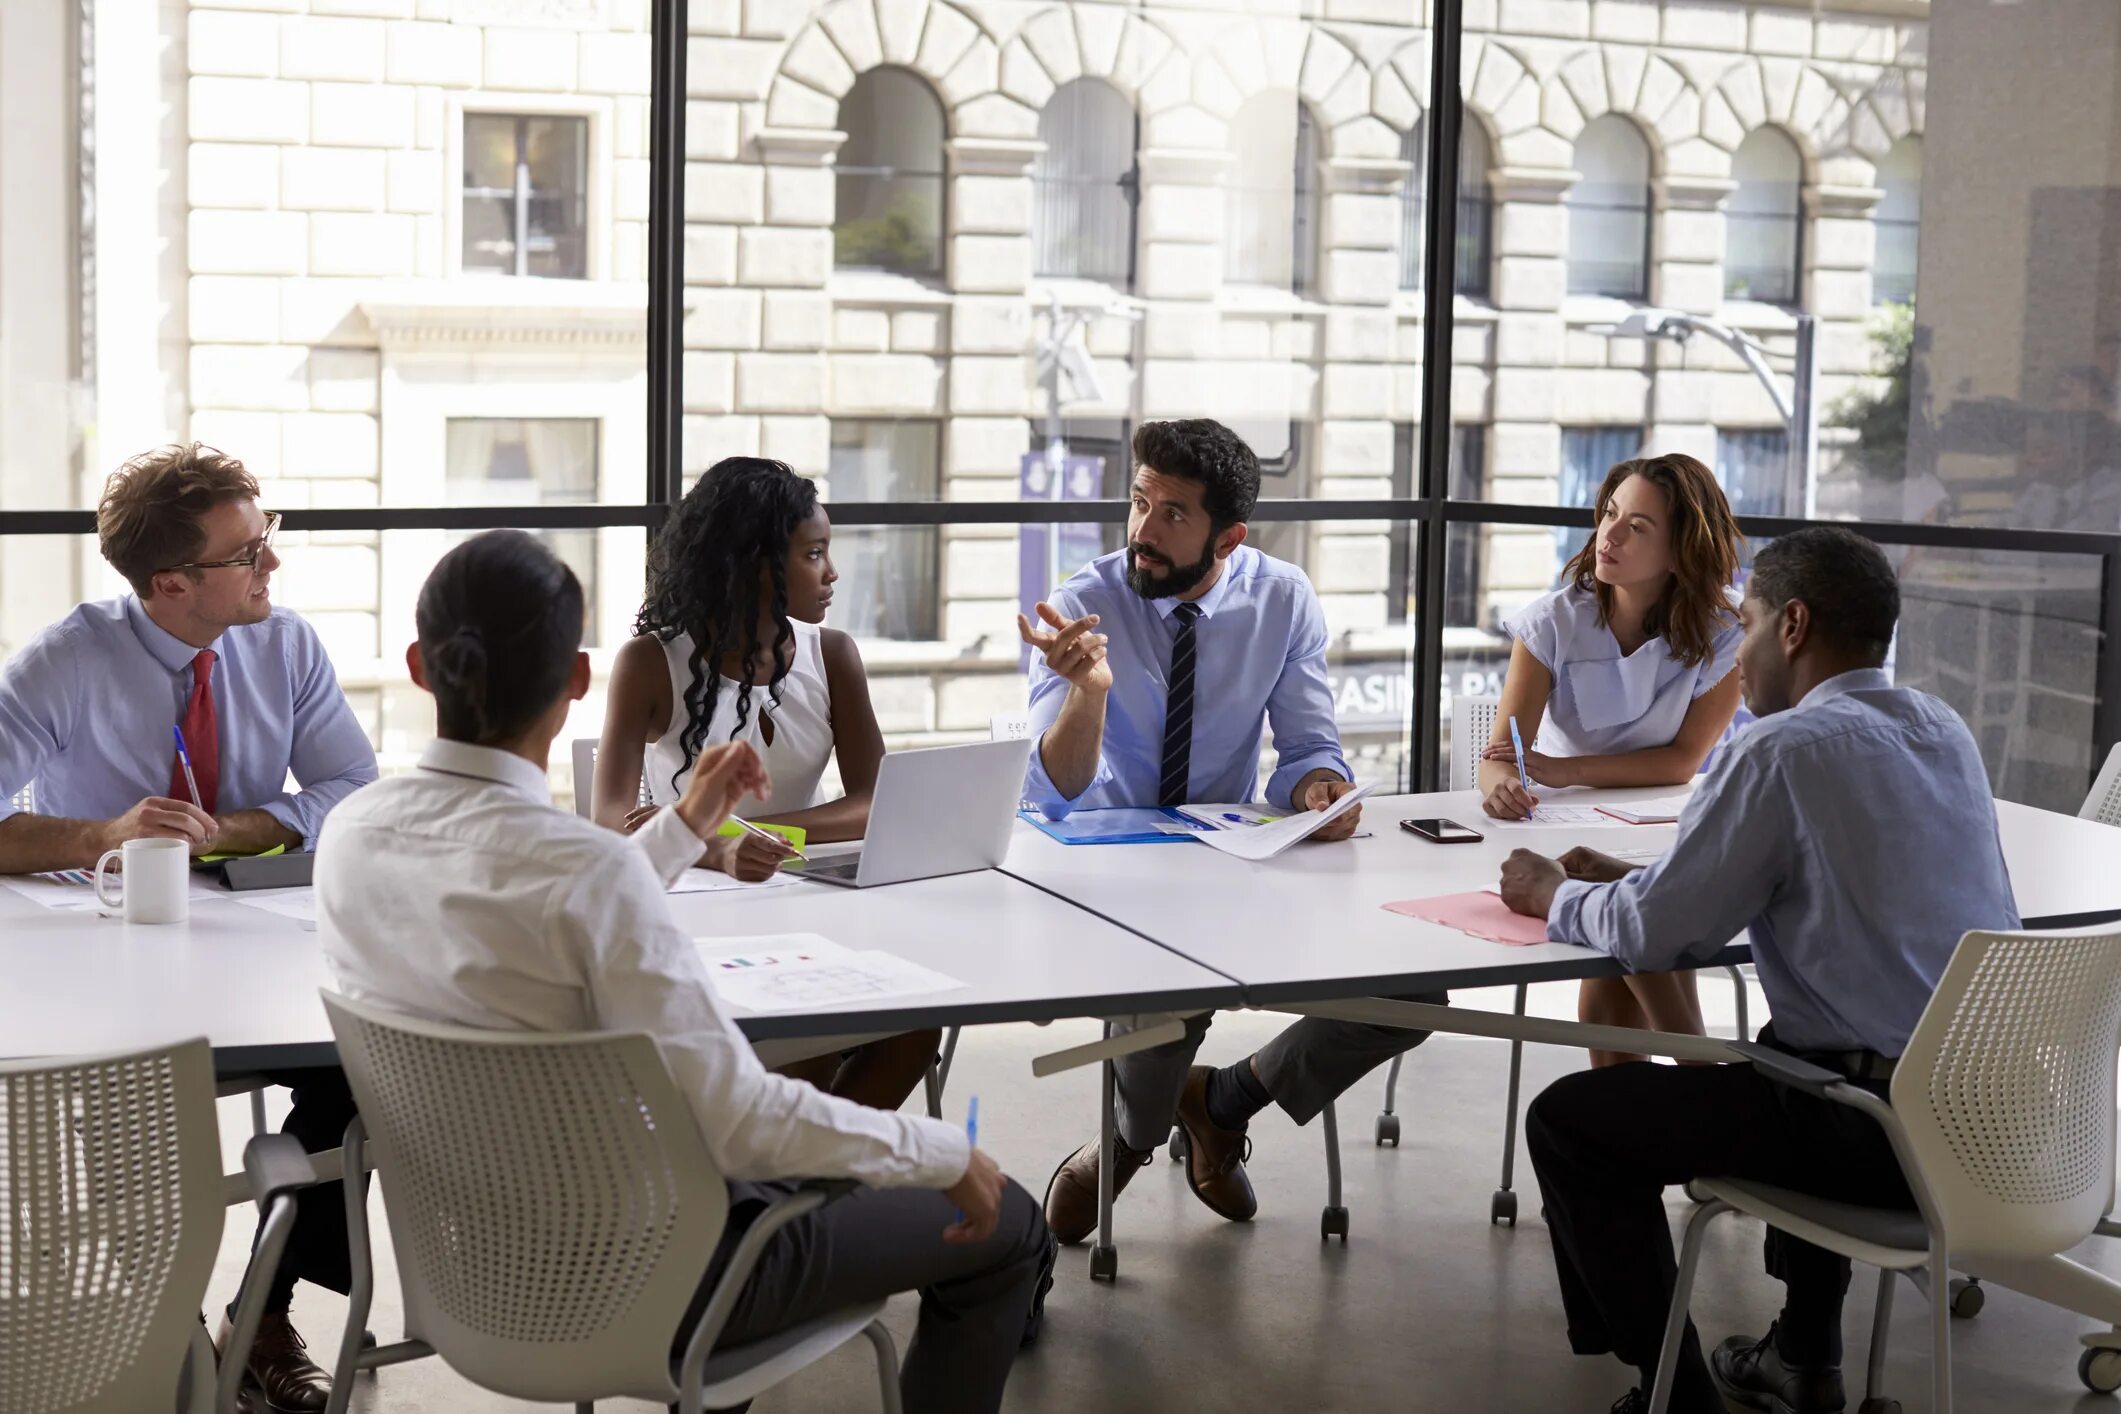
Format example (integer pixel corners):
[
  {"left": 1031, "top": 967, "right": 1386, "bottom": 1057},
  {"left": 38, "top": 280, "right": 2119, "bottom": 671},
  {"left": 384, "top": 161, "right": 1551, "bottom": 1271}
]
[{"left": 93, "top": 836, "right": 191, "bottom": 925}]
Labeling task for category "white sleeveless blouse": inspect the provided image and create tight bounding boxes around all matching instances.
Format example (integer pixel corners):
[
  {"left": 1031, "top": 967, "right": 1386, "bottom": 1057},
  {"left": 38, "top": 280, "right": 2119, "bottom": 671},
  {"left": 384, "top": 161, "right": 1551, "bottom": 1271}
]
[{"left": 643, "top": 621, "right": 834, "bottom": 817}]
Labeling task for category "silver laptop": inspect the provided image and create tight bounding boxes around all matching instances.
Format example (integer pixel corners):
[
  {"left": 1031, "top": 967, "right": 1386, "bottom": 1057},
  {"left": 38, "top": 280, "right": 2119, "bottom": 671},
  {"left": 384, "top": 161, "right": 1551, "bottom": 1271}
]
[{"left": 793, "top": 737, "right": 1034, "bottom": 889}]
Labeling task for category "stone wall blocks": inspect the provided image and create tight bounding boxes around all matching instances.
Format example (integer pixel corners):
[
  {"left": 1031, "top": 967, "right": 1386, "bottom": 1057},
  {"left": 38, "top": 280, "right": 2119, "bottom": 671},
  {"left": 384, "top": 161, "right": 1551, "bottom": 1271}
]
[
  {"left": 310, "top": 82, "right": 414, "bottom": 148},
  {"left": 1076, "top": 5, "right": 1130, "bottom": 81},
  {"left": 939, "top": 38, "right": 1001, "bottom": 108},
  {"left": 818, "top": 1, "right": 884, "bottom": 77},
  {"left": 687, "top": 38, "right": 780, "bottom": 101},
  {"left": 483, "top": 27, "right": 577, "bottom": 92},
  {"left": 1020, "top": 9, "right": 1083, "bottom": 88},
  {"left": 877, "top": 0, "right": 928, "bottom": 67},
  {"left": 999, "top": 39, "right": 1057, "bottom": 110},
  {"left": 280, "top": 15, "right": 386, "bottom": 83},
  {"left": 782, "top": 27, "right": 856, "bottom": 97},
  {"left": 767, "top": 77, "right": 842, "bottom": 129},
  {"left": 191, "top": 210, "right": 309, "bottom": 276},
  {"left": 915, "top": 4, "right": 985, "bottom": 88},
  {"left": 953, "top": 93, "right": 1039, "bottom": 140},
  {"left": 191, "top": 77, "right": 310, "bottom": 145}
]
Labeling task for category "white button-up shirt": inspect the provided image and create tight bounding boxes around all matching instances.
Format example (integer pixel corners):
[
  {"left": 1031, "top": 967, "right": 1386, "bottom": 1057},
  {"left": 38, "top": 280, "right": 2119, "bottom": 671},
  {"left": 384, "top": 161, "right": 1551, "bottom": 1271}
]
[{"left": 316, "top": 739, "right": 970, "bottom": 1190}]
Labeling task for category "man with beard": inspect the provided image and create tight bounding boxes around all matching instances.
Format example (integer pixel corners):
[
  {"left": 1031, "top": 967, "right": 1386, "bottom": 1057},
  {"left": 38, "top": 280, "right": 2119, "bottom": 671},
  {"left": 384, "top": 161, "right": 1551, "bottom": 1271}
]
[{"left": 1016, "top": 418, "right": 1446, "bottom": 1244}]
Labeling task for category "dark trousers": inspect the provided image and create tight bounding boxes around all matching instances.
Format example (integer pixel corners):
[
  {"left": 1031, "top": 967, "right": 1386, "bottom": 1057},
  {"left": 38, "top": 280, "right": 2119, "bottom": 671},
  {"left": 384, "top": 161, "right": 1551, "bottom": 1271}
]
[
  {"left": 1113, "top": 993, "right": 1449, "bottom": 1150},
  {"left": 1524, "top": 1053, "right": 1910, "bottom": 1412},
  {"left": 686, "top": 1179, "right": 1051, "bottom": 1414},
  {"left": 227, "top": 1066, "right": 361, "bottom": 1317}
]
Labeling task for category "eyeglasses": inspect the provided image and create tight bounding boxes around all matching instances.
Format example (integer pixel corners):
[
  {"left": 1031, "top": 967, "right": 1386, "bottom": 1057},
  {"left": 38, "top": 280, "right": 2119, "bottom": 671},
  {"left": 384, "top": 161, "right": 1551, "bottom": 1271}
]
[{"left": 162, "top": 511, "right": 281, "bottom": 574}]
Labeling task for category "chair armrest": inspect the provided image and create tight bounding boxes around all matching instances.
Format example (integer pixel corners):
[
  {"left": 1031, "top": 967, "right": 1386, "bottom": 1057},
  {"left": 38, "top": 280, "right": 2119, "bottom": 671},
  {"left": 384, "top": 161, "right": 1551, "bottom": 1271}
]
[
  {"left": 798, "top": 1177, "right": 860, "bottom": 1203},
  {"left": 676, "top": 1180, "right": 868, "bottom": 1391},
  {"left": 242, "top": 1133, "right": 321, "bottom": 1208},
  {"left": 1730, "top": 1041, "right": 1846, "bottom": 1096}
]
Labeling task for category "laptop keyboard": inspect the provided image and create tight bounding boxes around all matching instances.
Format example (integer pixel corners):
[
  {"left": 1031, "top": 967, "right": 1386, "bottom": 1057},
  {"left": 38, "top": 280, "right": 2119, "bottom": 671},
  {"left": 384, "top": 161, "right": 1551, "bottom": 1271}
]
[{"left": 800, "top": 855, "right": 863, "bottom": 882}]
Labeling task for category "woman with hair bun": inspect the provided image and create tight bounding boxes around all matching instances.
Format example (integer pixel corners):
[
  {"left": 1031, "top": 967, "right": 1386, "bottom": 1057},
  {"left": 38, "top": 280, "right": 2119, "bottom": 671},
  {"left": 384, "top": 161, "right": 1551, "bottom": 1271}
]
[{"left": 597, "top": 456, "right": 939, "bottom": 1110}]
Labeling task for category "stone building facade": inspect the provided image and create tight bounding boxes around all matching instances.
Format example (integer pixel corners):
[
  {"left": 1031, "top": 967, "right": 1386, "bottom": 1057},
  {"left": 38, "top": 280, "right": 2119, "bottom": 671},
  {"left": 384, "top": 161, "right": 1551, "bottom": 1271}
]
[{"left": 0, "top": 0, "right": 1929, "bottom": 788}]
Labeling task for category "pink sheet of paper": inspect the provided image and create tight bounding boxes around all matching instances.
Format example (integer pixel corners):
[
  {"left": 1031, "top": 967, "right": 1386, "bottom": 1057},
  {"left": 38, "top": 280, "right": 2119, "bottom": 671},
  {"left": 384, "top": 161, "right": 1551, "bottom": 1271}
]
[{"left": 1383, "top": 889, "right": 1550, "bottom": 946}]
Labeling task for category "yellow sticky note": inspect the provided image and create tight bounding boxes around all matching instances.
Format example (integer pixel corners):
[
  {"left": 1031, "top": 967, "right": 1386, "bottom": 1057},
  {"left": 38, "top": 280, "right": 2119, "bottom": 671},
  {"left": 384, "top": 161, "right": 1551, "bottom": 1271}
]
[
  {"left": 196, "top": 843, "right": 288, "bottom": 864},
  {"left": 716, "top": 821, "right": 807, "bottom": 850}
]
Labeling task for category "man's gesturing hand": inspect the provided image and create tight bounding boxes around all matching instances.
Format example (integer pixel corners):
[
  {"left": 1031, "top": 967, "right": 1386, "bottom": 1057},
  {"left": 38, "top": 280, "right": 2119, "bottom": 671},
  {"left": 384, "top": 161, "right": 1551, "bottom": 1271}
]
[{"left": 1016, "top": 603, "right": 1112, "bottom": 694}]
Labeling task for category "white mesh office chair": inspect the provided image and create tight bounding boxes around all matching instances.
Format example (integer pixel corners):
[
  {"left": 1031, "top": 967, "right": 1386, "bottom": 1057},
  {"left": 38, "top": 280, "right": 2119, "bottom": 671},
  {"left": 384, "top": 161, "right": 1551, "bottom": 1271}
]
[
  {"left": 1370, "top": 695, "right": 1751, "bottom": 1227},
  {"left": 1648, "top": 926, "right": 2121, "bottom": 1414},
  {"left": 0, "top": 1039, "right": 226, "bottom": 1414},
  {"left": 571, "top": 738, "right": 963, "bottom": 1118},
  {"left": 2081, "top": 743, "right": 2121, "bottom": 827},
  {"left": 320, "top": 993, "right": 903, "bottom": 1414}
]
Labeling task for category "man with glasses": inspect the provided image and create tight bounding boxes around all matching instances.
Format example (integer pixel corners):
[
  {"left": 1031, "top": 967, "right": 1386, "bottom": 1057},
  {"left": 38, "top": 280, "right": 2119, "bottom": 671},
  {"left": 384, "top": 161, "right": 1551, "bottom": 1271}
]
[{"left": 0, "top": 443, "right": 377, "bottom": 1412}]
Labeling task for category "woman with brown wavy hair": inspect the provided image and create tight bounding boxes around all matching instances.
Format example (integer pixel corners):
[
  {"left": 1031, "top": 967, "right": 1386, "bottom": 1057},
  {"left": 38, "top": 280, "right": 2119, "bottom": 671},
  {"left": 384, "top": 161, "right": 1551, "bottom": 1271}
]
[{"left": 1476, "top": 452, "right": 1744, "bottom": 1065}]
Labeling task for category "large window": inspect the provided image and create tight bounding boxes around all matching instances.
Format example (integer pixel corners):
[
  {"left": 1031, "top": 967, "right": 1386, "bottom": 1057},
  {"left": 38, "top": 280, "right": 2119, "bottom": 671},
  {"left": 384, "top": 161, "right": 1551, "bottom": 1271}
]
[
  {"left": 462, "top": 114, "right": 589, "bottom": 280},
  {"left": 1726, "top": 128, "right": 1804, "bottom": 305},
  {"left": 1400, "top": 119, "right": 1493, "bottom": 297},
  {"left": 1566, "top": 117, "right": 1652, "bottom": 300},
  {"left": 1034, "top": 80, "right": 1139, "bottom": 286},
  {"left": 835, "top": 69, "right": 946, "bottom": 277},
  {"left": 1225, "top": 98, "right": 1318, "bottom": 294},
  {"left": 11, "top": 0, "right": 2121, "bottom": 824},
  {"left": 1873, "top": 136, "right": 1922, "bottom": 307},
  {"left": 826, "top": 420, "right": 941, "bottom": 641}
]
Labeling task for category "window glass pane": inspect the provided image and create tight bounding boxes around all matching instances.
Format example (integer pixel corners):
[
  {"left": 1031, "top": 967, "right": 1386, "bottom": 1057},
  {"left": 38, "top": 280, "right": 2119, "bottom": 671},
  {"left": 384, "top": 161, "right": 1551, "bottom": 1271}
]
[
  {"left": 0, "top": 13, "right": 650, "bottom": 511},
  {"left": 826, "top": 419, "right": 942, "bottom": 641},
  {"left": 1034, "top": 80, "right": 1138, "bottom": 284},
  {"left": 1715, "top": 427, "right": 1792, "bottom": 517},
  {"left": 1403, "top": 121, "right": 1492, "bottom": 297},
  {"left": 1726, "top": 128, "right": 1803, "bottom": 305},
  {"left": 1566, "top": 117, "right": 1651, "bottom": 299},
  {"left": 522, "top": 117, "right": 590, "bottom": 280},
  {"left": 835, "top": 69, "right": 946, "bottom": 275},
  {"left": 444, "top": 418, "right": 602, "bottom": 646},
  {"left": 1873, "top": 137, "right": 1922, "bottom": 308},
  {"left": 1225, "top": 98, "right": 1318, "bottom": 292}
]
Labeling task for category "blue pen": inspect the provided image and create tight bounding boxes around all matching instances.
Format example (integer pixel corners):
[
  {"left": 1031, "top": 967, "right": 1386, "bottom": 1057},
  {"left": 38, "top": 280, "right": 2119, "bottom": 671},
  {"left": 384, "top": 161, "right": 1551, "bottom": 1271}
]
[
  {"left": 1507, "top": 715, "right": 1536, "bottom": 819},
  {"left": 957, "top": 1095, "right": 981, "bottom": 1222},
  {"left": 171, "top": 725, "right": 203, "bottom": 807}
]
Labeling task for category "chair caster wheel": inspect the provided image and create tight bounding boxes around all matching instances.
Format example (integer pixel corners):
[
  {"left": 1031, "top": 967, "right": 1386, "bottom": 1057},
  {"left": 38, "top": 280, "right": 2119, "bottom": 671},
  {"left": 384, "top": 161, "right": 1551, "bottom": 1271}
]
[
  {"left": 1857, "top": 1398, "right": 1902, "bottom": 1414},
  {"left": 1320, "top": 1206, "right": 1349, "bottom": 1243},
  {"left": 1948, "top": 1277, "right": 1984, "bottom": 1318},
  {"left": 1490, "top": 1189, "right": 1518, "bottom": 1226},
  {"left": 2080, "top": 1346, "right": 2121, "bottom": 1394},
  {"left": 1374, "top": 1114, "right": 1400, "bottom": 1147},
  {"left": 1167, "top": 1128, "right": 1188, "bottom": 1163},
  {"left": 1089, "top": 1245, "right": 1117, "bottom": 1283}
]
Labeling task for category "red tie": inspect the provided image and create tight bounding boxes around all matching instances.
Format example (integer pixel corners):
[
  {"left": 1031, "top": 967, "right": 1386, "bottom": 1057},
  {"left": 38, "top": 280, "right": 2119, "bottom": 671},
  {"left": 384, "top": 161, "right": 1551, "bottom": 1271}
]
[{"left": 170, "top": 649, "right": 220, "bottom": 815}]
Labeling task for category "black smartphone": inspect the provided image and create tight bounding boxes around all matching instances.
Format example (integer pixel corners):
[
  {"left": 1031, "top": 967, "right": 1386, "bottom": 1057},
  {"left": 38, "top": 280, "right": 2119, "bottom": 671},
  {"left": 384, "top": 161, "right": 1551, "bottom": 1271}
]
[{"left": 1401, "top": 818, "right": 1484, "bottom": 844}]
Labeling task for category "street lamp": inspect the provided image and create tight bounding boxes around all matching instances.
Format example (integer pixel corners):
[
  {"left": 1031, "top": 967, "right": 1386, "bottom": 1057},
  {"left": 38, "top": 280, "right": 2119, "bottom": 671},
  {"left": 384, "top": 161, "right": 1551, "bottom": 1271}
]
[{"left": 1587, "top": 306, "right": 1820, "bottom": 518}]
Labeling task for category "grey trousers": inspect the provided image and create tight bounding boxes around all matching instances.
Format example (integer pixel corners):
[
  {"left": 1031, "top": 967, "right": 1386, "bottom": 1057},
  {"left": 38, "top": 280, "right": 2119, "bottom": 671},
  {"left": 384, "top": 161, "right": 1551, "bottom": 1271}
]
[
  {"left": 689, "top": 1178, "right": 1051, "bottom": 1414},
  {"left": 1113, "top": 993, "right": 1451, "bottom": 1151}
]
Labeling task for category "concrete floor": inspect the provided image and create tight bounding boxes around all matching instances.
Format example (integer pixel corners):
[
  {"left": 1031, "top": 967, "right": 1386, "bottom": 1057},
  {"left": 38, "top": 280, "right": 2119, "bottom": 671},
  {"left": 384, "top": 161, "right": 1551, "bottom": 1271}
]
[{"left": 207, "top": 991, "right": 2121, "bottom": 1413}]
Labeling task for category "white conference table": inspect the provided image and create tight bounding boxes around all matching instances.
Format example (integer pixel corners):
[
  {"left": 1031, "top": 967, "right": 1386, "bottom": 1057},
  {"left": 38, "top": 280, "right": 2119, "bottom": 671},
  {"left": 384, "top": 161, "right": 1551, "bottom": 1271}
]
[
  {"left": 1000, "top": 786, "right": 2121, "bottom": 1007},
  {"left": 0, "top": 865, "right": 1240, "bottom": 1073}
]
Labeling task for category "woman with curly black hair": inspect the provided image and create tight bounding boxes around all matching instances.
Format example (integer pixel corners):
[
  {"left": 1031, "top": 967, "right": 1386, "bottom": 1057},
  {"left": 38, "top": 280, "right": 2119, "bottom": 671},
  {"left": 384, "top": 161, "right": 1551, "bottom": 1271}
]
[{"left": 596, "top": 456, "right": 938, "bottom": 1110}]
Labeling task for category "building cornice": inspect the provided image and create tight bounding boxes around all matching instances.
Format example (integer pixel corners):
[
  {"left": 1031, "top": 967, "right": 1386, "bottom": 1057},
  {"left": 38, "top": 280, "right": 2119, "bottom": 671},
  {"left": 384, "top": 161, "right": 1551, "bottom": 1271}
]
[{"left": 357, "top": 282, "right": 648, "bottom": 351}]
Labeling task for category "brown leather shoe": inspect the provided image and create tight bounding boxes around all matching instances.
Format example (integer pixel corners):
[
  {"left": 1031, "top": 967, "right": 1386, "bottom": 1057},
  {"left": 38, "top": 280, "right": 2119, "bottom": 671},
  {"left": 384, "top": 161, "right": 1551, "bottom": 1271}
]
[
  {"left": 1042, "top": 1134, "right": 1153, "bottom": 1246},
  {"left": 1175, "top": 1065, "right": 1257, "bottom": 1222},
  {"left": 219, "top": 1312, "right": 331, "bottom": 1413}
]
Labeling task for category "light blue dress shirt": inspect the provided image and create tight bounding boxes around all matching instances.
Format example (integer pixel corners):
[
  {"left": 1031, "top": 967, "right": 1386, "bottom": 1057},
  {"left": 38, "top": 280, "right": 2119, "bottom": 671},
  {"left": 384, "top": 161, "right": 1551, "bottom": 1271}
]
[
  {"left": 1548, "top": 668, "right": 2020, "bottom": 1056},
  {"left": 1024, "top": 545, "right": 1351, "bottom": 817},
  {"left": 0, "top": 597, "right": 378, "bottom": 846},
  {"left": 1507, "top": 584, "right": 1741, "bottom": 758}
]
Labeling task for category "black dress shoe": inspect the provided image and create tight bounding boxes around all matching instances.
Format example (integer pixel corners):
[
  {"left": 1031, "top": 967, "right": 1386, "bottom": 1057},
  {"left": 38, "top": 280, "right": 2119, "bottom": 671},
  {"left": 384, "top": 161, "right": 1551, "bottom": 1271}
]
[
  {"left": 1020, "top": 1228, "right": 1058, "bottom": 1349},
  {"left": 219, "top": 1312, "right": 332, "bottom": 1413},
  {"left": 1711, "top": 1323, "right": 1846, "bottom": 1414},
  {"left": 1609, "top": 1389, "right": 1648, "bottom": 1414}
]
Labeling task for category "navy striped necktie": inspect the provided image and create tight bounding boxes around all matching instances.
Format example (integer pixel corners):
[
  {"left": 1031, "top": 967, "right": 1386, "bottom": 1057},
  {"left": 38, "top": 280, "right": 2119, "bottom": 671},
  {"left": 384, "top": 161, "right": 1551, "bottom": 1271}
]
[{"left": 1158, "top": 602, "right": 1203, "bottom": 808}]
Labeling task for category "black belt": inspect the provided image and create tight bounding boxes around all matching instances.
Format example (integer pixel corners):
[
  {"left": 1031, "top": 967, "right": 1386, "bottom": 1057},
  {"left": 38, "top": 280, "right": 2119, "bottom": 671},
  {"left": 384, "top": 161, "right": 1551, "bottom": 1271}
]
[
  {"left": 1760, "top": 1023, "right": 1897, "bottom": 1083},
  {"left": 1800, "top": 1048, "right": 1898, "bottom": 1083}
]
